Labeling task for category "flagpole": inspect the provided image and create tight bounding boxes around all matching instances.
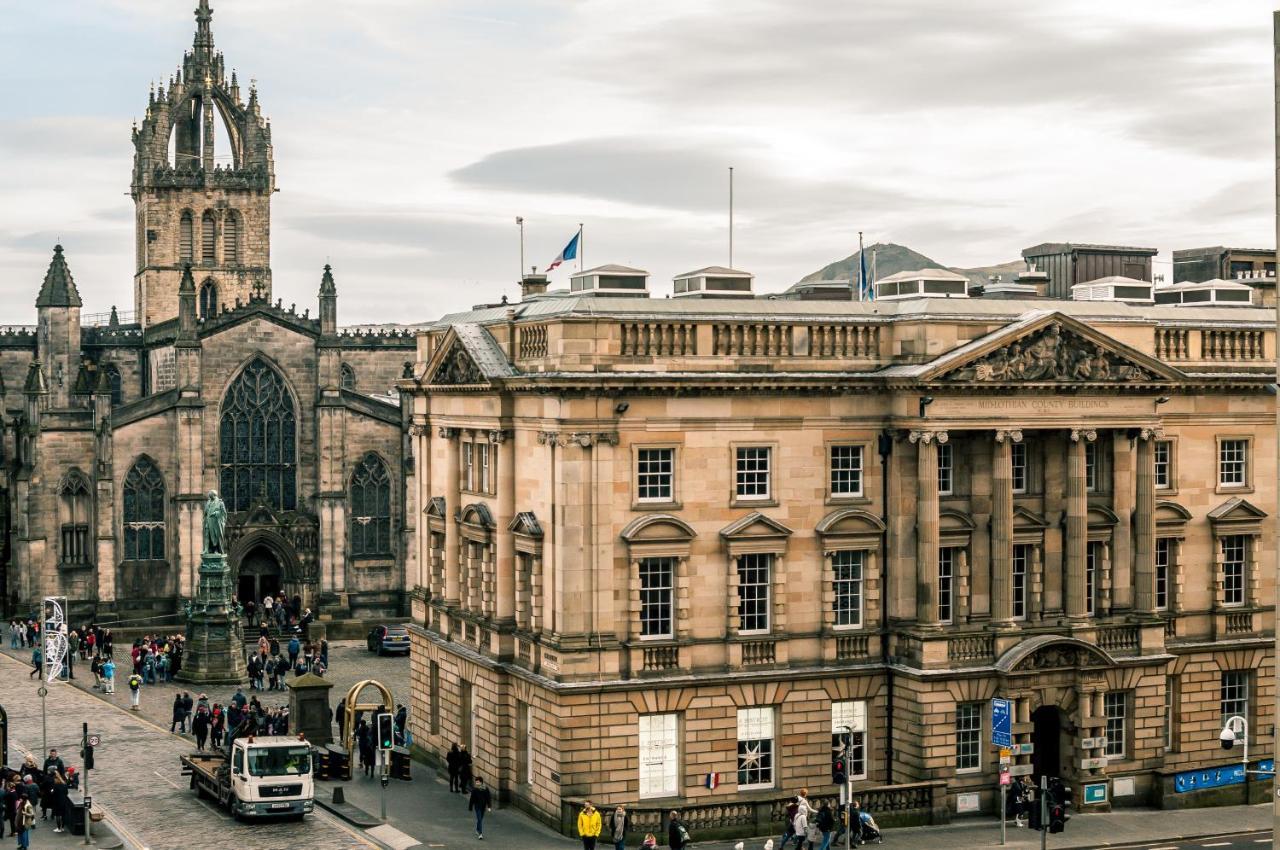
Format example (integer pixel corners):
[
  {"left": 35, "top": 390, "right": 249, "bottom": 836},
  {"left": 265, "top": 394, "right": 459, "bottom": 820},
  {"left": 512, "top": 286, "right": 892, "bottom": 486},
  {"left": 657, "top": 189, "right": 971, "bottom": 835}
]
[
  {"left": 729, "top": 166, "right": 734, "bottom": 269},
  {"left": 516, "top": 216, "right": 525, "bottom": 279},
  {"left": 578, "top": 223, "right": 584, "bottom": 271},
  {"left": 872, "top": 245, "right": 878, "bottom": 292},
  {"left": 858, "top": 231, "right": 865, "bottom": 302}
]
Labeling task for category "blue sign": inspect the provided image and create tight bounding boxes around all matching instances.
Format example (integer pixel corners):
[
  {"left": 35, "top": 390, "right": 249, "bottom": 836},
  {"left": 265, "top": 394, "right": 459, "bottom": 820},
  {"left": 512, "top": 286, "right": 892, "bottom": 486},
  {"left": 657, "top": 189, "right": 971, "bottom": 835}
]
[
  {"left": 1083, "top": 782, "right": 1107, "bottom": 805},
  {"left": 1174, "top": 759, "right": 1274, "bottom": 793},
  {"left": 991, "top": 698, "right": 1012, "bottom": 748}
]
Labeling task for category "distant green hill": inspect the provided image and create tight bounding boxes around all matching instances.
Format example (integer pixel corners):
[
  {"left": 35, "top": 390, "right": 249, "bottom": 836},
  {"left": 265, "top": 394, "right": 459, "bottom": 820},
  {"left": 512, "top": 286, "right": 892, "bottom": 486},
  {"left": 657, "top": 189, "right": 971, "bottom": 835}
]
[{"left": 799, "top": 243, "right": 1021, "bottom": 289}]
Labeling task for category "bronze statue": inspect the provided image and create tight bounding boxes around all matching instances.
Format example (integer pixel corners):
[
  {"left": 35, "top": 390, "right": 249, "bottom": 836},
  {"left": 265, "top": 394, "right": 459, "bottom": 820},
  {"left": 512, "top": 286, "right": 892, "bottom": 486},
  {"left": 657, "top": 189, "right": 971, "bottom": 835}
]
[{"left": 203, "top": 490, "right": 227, "bottom": 554}]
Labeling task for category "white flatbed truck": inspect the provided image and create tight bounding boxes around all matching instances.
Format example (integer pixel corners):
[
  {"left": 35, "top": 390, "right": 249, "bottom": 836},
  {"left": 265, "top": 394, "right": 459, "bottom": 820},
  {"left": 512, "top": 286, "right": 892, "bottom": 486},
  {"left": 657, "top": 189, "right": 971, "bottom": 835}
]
[{"left": 180, "top": 735, "right": 315, "bottom": 819}]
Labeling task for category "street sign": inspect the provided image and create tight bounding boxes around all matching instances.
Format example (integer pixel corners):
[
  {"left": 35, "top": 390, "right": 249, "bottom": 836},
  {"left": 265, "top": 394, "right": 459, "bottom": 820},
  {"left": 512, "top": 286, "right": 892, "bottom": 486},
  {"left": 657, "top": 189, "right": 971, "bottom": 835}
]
[
  {"left": 87, "top": 735, "right": 100, "bottom": 747},
  {"left": 1080, "top": 756, "right": 1108, "bottom": 771},
  {"left": 999, "top": 754, "right": 1011, "bottom": 767},
  {"left": 1015, "top": 742, "right": 1034, "bottom": 755},
  {"left": 998, "top": 747, "right": 1012, "bottom": 758},
  {"left": 999, "top": 770, "right": 1011, "bottom": 786},
  {"left": 1080, "top": 736, "right": 1102, "bottom": 750},
  {"left": 1008, "top": 764, "right": 1035, "bottom": 776},
  {"left": 991, "top": 698, "right": 1012, "bottom": 748},
  {"left": 1083, "top": 783, "right": 1108, "bottom": 805},
  {"left": 36, "top": 686, "right": 47, "bottom": 698}
]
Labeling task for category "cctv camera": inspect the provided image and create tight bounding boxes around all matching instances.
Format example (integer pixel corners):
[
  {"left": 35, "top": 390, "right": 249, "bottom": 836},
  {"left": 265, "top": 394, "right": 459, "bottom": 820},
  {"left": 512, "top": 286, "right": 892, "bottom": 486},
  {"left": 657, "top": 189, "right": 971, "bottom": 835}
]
[{"left": 1220, "top": 726, "right": 1236, "bottom": 750}]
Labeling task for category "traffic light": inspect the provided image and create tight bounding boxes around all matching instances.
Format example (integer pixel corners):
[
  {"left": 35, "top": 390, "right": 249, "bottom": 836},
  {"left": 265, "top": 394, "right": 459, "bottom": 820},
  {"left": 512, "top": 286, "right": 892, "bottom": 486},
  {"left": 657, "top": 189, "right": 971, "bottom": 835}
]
[
  {"left": 1048, "top": 804, "right": 1066, "bottom": 833},
  {"left": 831, "top": 753, "right": 846, "bottom": 785},
  {"left": 376, "top": 713, "right": 394, "bottom": 750},
  {"left": 81, "top": 745, "right": 94, "bottom": 771}
]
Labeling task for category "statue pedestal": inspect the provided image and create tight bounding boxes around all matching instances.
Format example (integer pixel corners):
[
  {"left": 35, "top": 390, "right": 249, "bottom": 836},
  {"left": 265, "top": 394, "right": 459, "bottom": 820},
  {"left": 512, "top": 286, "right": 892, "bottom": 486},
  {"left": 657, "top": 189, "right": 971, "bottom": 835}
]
[{"left": 177, "top": 552, "right": 247, "bottom": 685}]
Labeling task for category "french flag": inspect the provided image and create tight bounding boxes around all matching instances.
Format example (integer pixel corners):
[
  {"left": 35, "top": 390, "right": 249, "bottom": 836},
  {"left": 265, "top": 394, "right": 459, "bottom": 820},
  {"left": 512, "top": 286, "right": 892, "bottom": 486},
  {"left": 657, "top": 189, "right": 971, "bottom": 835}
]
[{"left": 546, "top": 231, "right": 580, "bottom": 272}]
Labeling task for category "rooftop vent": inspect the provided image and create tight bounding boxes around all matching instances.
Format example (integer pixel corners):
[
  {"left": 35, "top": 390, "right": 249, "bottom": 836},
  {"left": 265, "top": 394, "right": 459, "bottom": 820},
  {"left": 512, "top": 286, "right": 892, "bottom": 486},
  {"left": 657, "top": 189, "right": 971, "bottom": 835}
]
[
  {"left": 1154, "top": 279, "right": 1254, "bottom": 307},
  {"left": 569, "top": 264, "right": 650, "bottom": 298},
  {"left": 672, "top": 266, "right": 754, "bottom": 299},
  {"left": 1070, "top": 275, "right": 1153, "bottom": 304},
  {"left": 520, "top": 267, "right": 549, "bottom": 299},
  {"left": 873, "top": 268, "right": 969, "bottom": 301}
]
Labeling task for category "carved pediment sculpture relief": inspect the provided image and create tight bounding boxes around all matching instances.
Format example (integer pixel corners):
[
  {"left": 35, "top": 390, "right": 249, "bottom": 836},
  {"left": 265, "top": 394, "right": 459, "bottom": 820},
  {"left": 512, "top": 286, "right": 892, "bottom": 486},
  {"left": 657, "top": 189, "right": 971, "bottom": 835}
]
[
  {"left": 947, "top": 323, "right": 1156, "bottom": 383},
  {"left": 432, "top": 344, "right": 484, "bottom": 385}
]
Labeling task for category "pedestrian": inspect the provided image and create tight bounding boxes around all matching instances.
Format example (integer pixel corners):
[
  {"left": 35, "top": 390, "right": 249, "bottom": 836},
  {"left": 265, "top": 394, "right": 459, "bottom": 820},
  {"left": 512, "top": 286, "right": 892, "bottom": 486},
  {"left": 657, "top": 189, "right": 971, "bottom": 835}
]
[
  {"left": 183, "top": 691, "right": 194, "bottom": 728},
  {"left": 792, "top": 800, "right": 810, "bottom": 850},
  {"left": 211, "top": 705, "right": 225, "bottom": 748},
  {"left": 7, "top": 621, "right": 16, "bottom": 650},
  {"left": 15, "top": 793, "right": 32, "bottom": 850},
  {"left": 170, "top": 694, "right": 186, "bottom": 733},
  {"left": 66, "top": 631, "right": 79, "bottom": 678},
  {"left": 128, "top": 671, "right": 143, "bottom": 710},
  {"left": 357, "top": 720, "right": 375, "bottom": 777},
  {"left": 816, "top": 801, "right": 836, "bottom": 850},
  {"left": 42, "top": 749, "right": 64, "bottom": 779},
  {"left": 459, "top": 746, "right": 474, "bottom": 791},
  {"left": 288, "top": 635, "right": 300, "bottom": 669},
  {"left": 609, "top": 804, "right": 630, "bottom": 850},
  {"left": 577, "top": 801, "right": 602, "bottom": 850},
  {"left": 50, "top": 772, "right": 68, "bottom": 834},
  {"left": 641, "top": 834, "right": 657, "bottom": 850},
  {"left": 468, "top": 777, "right": 493, "bottom": 839},
  {"left": 446, "top": 743, "right": 462, "bottom": 792},
  {"left": 102, "top": 657, "right": 115, "bottom": 693},
  {"left": 667, "top": 811, "right": 689, "bottom": 850},
  {"left": 28, "top": 645, "right": 40, "bottom": 680},
  {"left": 320, "top": 638, "right": 329, "bottom": 669},
  {"left": 193, "top": 707, "right": 210, "bottom": 751}
]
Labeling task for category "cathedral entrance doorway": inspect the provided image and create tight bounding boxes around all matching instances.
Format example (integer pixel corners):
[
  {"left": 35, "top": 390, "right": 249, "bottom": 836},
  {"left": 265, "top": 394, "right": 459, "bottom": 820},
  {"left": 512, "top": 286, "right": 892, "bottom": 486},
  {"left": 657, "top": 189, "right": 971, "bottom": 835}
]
[
  {"left": 237, "top": 545, "right": 283, "bottom": 606},
  {"left": 1031, "top": 705, "right": 1065, "bottom": 781}
]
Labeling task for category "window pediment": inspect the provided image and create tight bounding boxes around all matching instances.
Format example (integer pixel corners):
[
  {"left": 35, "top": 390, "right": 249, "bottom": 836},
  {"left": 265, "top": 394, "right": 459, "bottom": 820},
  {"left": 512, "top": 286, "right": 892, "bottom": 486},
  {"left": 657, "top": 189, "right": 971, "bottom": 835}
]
[
  {"left": 815, "top": 508, "right": 883, "bottom": 552},
  {"left": 1208, "top": 496, "right": 1267, "bottom": 535},
  {"left": 1155, "top": 500, "right": 1192, "bottom": 532},
  {"left": 720, "top": 511, "right": 791, "bottom": 557},
  {"left": 459, "top": 502, "right": 495, "bottom": 530}
]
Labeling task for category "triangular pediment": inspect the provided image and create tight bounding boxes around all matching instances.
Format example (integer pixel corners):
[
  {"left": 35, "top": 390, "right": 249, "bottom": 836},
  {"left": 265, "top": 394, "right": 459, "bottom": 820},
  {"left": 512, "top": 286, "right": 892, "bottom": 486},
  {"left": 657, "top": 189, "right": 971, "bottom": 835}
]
[
  {"left": 420, "top": 323, "right": 516, "bottom": 388},
  {"left": 1208, "top": 496, "right": 1268, "bottom": 522},
  {"left": 425, "top": 496, "right": 446, "bottom": 518},
  {"left": 1013, "top": 506, "right": 1048, "bottom": 529},
  {"left": 508, "top": 511, "right": 544, "bottom": 538},
  {"left": 719, "top": 511, "right": 793, "bottom": 540},
  {"left": 920, "top": 312, "right": 1183, "bottom": 385}
]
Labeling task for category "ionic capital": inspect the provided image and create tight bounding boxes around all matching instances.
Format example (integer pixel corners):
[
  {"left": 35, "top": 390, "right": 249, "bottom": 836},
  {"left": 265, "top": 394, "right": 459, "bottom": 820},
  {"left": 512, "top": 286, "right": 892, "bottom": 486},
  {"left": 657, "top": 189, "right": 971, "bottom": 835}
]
[
  {"left": 1070, "top": 428, "right": 1097, "bottom": 443},
  {"left": 909, "top": 429, "right": 949, "bottom": 445},
  {"left": 1139, "top": 427, "right": 1165, "bottom": 441},
  {"left": 996, "top": 429, "right": 1023, "bottom": 444},
  {"left": 437, "top": 426, "right": 459, "bottom": 439}
]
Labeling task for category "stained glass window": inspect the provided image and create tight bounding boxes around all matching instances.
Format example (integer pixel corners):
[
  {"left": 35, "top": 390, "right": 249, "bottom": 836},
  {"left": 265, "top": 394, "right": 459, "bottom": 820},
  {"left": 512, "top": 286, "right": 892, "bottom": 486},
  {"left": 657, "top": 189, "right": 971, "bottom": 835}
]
[
  {"left": 123, "top": 457, "right": 165, "bottom": 560},
  {"left": 220, "top": 357, "right": 297, "bottom": 512},
  {"left": 350, "top": 453, "right": 391, "bottom": 556},
  {"left": 199, "top": 279, "right": 217, "bottom": 319},
  {"left": 340, "top": 363, "right": 356, "bottom": 390}
]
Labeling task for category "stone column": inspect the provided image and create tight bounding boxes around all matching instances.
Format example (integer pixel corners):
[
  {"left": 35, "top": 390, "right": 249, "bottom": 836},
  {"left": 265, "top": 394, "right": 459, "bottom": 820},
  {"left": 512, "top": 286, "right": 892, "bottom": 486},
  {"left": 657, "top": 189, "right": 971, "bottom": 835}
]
[
  {"left": 1132, "top": 429, "right": 1158, "bottom": 615},
  {"left": 911, "top": 430, "right": 947, "bottom": 626},
  {"left": 494, "top": 430, "right": 516, "bottom": 623},
  {"left": 991, "top": 429, "right": 1021, "bottom": 625},
  {"left": 1065, "top": 428, "right": 1095, "bottom": 619},
  {"left": 441, "top": 427, "right": 461, "bottom": 605}
]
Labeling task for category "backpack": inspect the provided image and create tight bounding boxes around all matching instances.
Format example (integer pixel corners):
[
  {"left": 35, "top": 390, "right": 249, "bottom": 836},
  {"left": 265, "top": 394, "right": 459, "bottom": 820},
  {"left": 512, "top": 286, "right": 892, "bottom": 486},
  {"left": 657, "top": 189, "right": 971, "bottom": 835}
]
[{"left": 129, "top": 674, "right": 141, "bottom": 691}]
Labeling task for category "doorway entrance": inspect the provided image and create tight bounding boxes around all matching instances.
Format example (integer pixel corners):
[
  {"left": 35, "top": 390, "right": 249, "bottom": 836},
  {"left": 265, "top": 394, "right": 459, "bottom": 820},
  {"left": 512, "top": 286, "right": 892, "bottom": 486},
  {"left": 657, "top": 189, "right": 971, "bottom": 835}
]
[
  {"left": 237, "top": 545, "right": 284, "bottom": 606},
  {"left": 1031, "top": 705, "right": 1064, "bottom": 781}
]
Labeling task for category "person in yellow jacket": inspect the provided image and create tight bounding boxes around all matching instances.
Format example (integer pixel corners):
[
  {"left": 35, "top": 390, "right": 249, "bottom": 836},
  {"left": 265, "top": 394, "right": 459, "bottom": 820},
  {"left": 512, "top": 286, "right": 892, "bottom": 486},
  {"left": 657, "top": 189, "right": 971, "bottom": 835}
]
[{"left": 578, "top": 801, "right": 603, "bottom": 850}]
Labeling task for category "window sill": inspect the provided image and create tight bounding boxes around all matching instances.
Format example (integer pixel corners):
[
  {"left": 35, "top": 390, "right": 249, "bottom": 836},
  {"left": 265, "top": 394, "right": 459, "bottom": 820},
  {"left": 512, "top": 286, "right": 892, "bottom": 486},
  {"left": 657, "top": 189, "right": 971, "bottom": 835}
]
[
  {"left": 731, "top": 497, "right": 778, "bottom": 509},
  {"left": 632, "top": 500, "right": 682, "bottom": 512},
  {"left": 825, "top": 495, "right": 871, "bottom": 507},
  {"left": 1215, "top": 485, "right": 1253, "bottom": 496},
  {"left": 955, "top": 767, "right": 981, "bottom": 776},
  {"left": 57, "top": 562, "right": 94, "bottom": 571},
  {"left": 831, "top": 624, "right": 865, "bottom": 633},
  {"left": 738, "top": 783, "right": 774, "bottom": 793}
]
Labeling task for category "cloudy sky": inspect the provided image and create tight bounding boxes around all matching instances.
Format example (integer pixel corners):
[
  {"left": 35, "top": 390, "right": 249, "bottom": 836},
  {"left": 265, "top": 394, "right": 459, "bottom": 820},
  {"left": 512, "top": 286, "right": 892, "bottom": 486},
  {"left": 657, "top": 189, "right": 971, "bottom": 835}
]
[{"left": 0, "top": 0, "right": 1275, "bottom": 324}]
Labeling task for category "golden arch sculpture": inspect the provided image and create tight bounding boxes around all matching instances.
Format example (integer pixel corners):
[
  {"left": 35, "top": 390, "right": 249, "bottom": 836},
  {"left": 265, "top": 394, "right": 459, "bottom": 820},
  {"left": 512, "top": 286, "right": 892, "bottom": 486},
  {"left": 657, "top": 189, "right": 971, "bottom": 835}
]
[{"left": 340, "top": 679, "right": 395, "bottom": 754}]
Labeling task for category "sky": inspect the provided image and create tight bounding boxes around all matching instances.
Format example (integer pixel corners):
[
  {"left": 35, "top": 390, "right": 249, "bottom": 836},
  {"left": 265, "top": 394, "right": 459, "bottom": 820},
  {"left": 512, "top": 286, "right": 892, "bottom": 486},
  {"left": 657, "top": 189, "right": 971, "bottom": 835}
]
[{"left": 0, "top": 0, "right": 1275, "bottom": 325}]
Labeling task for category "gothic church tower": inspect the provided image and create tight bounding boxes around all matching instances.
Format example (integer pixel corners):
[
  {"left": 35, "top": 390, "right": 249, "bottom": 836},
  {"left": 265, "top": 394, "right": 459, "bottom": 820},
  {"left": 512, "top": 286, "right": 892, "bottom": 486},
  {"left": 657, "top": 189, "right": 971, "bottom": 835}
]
[{"left": 131, "top": 0, "right": 275, "bottom": 329}]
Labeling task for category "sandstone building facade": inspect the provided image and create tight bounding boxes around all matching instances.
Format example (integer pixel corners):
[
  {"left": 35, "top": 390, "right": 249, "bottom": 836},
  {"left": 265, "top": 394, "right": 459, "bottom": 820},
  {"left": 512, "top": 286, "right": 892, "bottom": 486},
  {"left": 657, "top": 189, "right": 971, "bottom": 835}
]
[
  {"left": 2, "top": 1, "right": 416, "bottom": 621},
  {"left": 403, "top": 280, "right": 1275, "bottom": 831}
]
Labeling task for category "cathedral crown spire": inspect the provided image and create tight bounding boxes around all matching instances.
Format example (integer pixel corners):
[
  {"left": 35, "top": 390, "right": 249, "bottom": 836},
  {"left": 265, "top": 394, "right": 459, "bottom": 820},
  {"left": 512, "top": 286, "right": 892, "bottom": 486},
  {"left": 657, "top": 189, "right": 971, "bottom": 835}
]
[{"left": 194, "top": 0, "right": 214, "bottom": 54}]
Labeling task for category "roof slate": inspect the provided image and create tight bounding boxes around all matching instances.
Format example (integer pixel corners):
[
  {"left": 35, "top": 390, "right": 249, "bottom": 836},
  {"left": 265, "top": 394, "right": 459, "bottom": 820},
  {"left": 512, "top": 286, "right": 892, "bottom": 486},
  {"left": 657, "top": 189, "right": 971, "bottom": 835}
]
[{"left": 36, "top": 245, "right": 83, "bottom": 308}]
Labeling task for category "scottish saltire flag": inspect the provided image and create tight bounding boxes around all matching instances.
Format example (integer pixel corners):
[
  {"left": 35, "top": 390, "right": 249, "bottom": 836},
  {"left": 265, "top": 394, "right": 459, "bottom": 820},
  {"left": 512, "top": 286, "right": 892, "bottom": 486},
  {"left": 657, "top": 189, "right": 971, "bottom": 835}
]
[{"left": 546, "top": 231, "right": 580, "bottom": 272}]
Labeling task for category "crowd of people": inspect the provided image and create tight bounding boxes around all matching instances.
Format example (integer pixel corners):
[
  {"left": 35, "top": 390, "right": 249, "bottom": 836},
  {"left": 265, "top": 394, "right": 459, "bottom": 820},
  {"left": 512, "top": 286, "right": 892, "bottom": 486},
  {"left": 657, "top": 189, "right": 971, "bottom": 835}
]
[
  {"left": 0, "top": 750, "right": 82, "bottom": 847},
  {"left": 246, "top": 633, "right": 331, "bottom": 690}
]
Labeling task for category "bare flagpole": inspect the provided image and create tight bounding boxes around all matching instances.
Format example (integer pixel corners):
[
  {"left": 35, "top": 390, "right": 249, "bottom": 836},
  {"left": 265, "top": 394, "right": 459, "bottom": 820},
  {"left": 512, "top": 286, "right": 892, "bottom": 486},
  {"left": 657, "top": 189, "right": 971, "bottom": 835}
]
[
  {"left": 516, "top": 216, "right": 525, "bottom": 279},
  {"left": 729, "top": 166, "right": 735, "bottom": 269},
  {"left": 858, "top": 230, "right": 865, "bottom": 302},
  {"left": 578, "top": 222, "right": 584, "bottom": 272}
]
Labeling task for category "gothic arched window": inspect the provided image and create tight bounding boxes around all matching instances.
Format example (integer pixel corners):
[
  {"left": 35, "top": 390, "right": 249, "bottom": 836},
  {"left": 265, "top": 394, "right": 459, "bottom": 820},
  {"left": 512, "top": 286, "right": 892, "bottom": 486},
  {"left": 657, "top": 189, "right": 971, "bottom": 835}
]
[
  {"left": 179, "top": 212, "right": 194, "bottom": 263},
  {"left": 105, "top": 364, "right": 122, "bottom": 406},
  {"left": 219, "top": 357, "right": 297, "bottom": 512},
  {"left": 340, "top": 363, "right": 356, "bottom": 391},
  {"left": 350, "top": 453, "right": 391, "bottom": 557},
  {"left": 201, "top": 211, "right": 216, "bottom": 265},
  {"left": 58, "top": 471, "right": 92, "bottom": 565},
  {"left": 224, "top": 212, "right": 240, "bottom": 265},
  {"left": 199, "top": 279, "right": 217, "bottom": 319},
  {"left": 123, "top": 457, "right": 165, "bottom": 561}
]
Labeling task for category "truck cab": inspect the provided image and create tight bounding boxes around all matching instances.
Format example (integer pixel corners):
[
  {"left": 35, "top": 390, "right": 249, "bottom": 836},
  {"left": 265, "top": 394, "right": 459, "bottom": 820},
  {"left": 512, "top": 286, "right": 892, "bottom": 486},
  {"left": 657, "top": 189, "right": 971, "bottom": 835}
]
[{"left": 227, "top": 736, "right": 315, "bottom": 818}]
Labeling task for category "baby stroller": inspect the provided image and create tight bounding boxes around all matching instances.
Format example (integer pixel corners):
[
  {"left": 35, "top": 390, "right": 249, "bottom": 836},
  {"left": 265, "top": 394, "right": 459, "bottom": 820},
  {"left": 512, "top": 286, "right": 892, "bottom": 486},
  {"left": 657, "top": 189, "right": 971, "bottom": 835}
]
[{"left": 854, "top": 812, "right": 883, "bottom": 845}]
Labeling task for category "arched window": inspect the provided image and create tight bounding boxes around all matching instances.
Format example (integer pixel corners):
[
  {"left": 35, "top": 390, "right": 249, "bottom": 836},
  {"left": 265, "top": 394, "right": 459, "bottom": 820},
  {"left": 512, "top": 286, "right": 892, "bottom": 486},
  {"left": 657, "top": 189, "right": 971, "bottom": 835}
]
[
  {"left": 199, "top": 279, "right": 218, "bottom": 319},
  {"left": 179, "top": 212, "right": 194, "bottom": 263},
  {"left": 219, "top": 357, "right": 297, "bottom": 512},
  {"left": 123, "top": 457, "right": 165, "bottom": 561},
  {"left": 58, "top": 472, "right": 92, "bottom": 565},
  {"left": 105, "top": 364, "right": 122, "bottom": 405},
  {"left": 350, "top": 453, "right": 392, "bottom": 557},
  {"left": 201, "top": 211, "right": 216, "bottom": 265},
  {"left": 224, "top": 212, "right": 240, "bottom": 264},
  {"left": 340, "top": 363, "right": 356, "bottom": 390}
]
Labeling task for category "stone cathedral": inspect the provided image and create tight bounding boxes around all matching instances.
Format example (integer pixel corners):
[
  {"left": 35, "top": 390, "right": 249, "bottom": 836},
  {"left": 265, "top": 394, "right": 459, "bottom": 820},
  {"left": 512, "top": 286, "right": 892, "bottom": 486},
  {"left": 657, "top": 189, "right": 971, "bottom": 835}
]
[{"left": 1, "top": 1, "right": 417, "bottom": 621}]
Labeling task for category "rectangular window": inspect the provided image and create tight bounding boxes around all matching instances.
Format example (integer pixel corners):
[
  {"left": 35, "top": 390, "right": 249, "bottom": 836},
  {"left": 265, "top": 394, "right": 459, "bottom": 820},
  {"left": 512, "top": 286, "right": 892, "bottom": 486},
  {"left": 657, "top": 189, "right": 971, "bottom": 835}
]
[
  {"left": 736, "top": 707, "right": 775, "bottom": 790},
  {"left": 1012, "top": 544, "right": 1029, "bottom": 620},
  {"left": 1219, "top": 439, "right": 1247, "bottom": 487},
  {"left": 735, "top": 447, "right": 771, "bottom": 500},
  {"left": 938, "top": 548, "right": 954, "bottom": 624},
  {"left": 639, "top": 557, "right": 675, "bottom": 639},
  {"left": 1155, "top": 538, "right": 1170, "bottom": 611},
  {"left": 638, "top": 713, "right": 680, "bottom": 798},
  {"left": 832, "top": 550, "right": 865, "bottom": 629},
  {"left": 462, "top": 442, "right": 474, "bottom": 492},
  {"left": 1104, "top": 692, "right": 1127, "bottom": 759},
  {"left": 1011, "top": 441, "right": 1028, "bottom": 494},
  {"left": 637, "top": 448, "right": 675, "bottom": 503},
  {"left": 737, "top": 553, "right": 772, "bottom": 634},
  {"left": 1165, "top": 676, "right": 1177, "bottom": 752},
  {"left": 1086, "top": 541, "right": 1100, "bottom": 616},
  {"left": 937, "top": 443, "right": 953, "bottom": 495},
  {"left": 1154, "top": 441, "right": 1172, "bottom": 490},
  {"left": 1222, "top": 535, "right": 1246, "bottom": 606},
  {"left": 956, "top": 702, "right": 981, "bottom": 772},
  {"left": 1221, "top": 671, "right": 1249, "bottom": 727},
  {"left": 525, "top": 704, "right": 535, "bottom": 785},
  {"left": 460, "top": 680, "right": 474, "bottom": 751},
  {"left": 1085, "top": 442, "right": 1098, "bottom": 492},
  {"left": 429, "top": 661, "right": 441, "bottom": 734},
  {"left": 831, "top": 701, "right": 868, "bottom": 780},
  {"left": 477, "top": 443, "right": 491, "bottom": 494},
  {"left": 830, "top": 445, "right": 864, "bottom": 498},
  {"left": 61, "top": 525, "right": 90, "bottom": 565}
]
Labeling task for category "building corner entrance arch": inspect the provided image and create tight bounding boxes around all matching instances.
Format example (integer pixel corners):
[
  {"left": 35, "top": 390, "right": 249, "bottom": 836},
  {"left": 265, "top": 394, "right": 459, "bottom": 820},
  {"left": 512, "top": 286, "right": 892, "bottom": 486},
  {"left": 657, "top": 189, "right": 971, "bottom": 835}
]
[{"left": 341, "top": 679, "right": 395, "bottom": 755}]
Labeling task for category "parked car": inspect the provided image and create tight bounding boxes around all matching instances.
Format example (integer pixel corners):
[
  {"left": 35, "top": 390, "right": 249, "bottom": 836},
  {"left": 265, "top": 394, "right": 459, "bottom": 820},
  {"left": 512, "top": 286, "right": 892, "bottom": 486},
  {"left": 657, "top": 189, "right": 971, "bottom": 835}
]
[{"left": 367, "top": 624, "right": 410, "bottom": 655}]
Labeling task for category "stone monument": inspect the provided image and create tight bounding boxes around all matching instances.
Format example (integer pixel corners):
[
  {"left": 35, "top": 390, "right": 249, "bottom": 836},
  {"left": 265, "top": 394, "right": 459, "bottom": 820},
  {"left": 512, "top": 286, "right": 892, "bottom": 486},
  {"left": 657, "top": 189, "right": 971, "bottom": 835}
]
[{"left": 177, "top": 490, "right": 247, "bottom": 683}]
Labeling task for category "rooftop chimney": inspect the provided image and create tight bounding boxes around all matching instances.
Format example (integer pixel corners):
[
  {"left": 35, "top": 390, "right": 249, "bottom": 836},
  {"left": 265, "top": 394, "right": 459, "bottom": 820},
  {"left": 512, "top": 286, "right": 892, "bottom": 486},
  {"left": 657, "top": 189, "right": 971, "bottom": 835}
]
[{"left": 521, "top": 266, "right": 549, "bottom": 299}]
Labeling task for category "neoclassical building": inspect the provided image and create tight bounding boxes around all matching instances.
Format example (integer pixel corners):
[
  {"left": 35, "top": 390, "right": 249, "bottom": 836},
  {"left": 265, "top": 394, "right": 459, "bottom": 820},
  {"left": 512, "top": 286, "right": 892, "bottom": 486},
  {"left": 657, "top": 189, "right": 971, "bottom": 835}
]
[
  {"left": 0, "top": 1, "right": 416, "bottom": 621},
  {"left": 403, "top": 275, "right": 1275, "bottom": 831}
]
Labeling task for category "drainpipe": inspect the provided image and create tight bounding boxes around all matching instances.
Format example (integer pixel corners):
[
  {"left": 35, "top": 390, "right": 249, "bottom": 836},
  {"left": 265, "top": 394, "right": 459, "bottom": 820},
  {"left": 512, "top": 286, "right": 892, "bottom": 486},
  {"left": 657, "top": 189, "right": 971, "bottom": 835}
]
[{"left": 877, "top": 431, "right": 895, "bottom": 785}]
